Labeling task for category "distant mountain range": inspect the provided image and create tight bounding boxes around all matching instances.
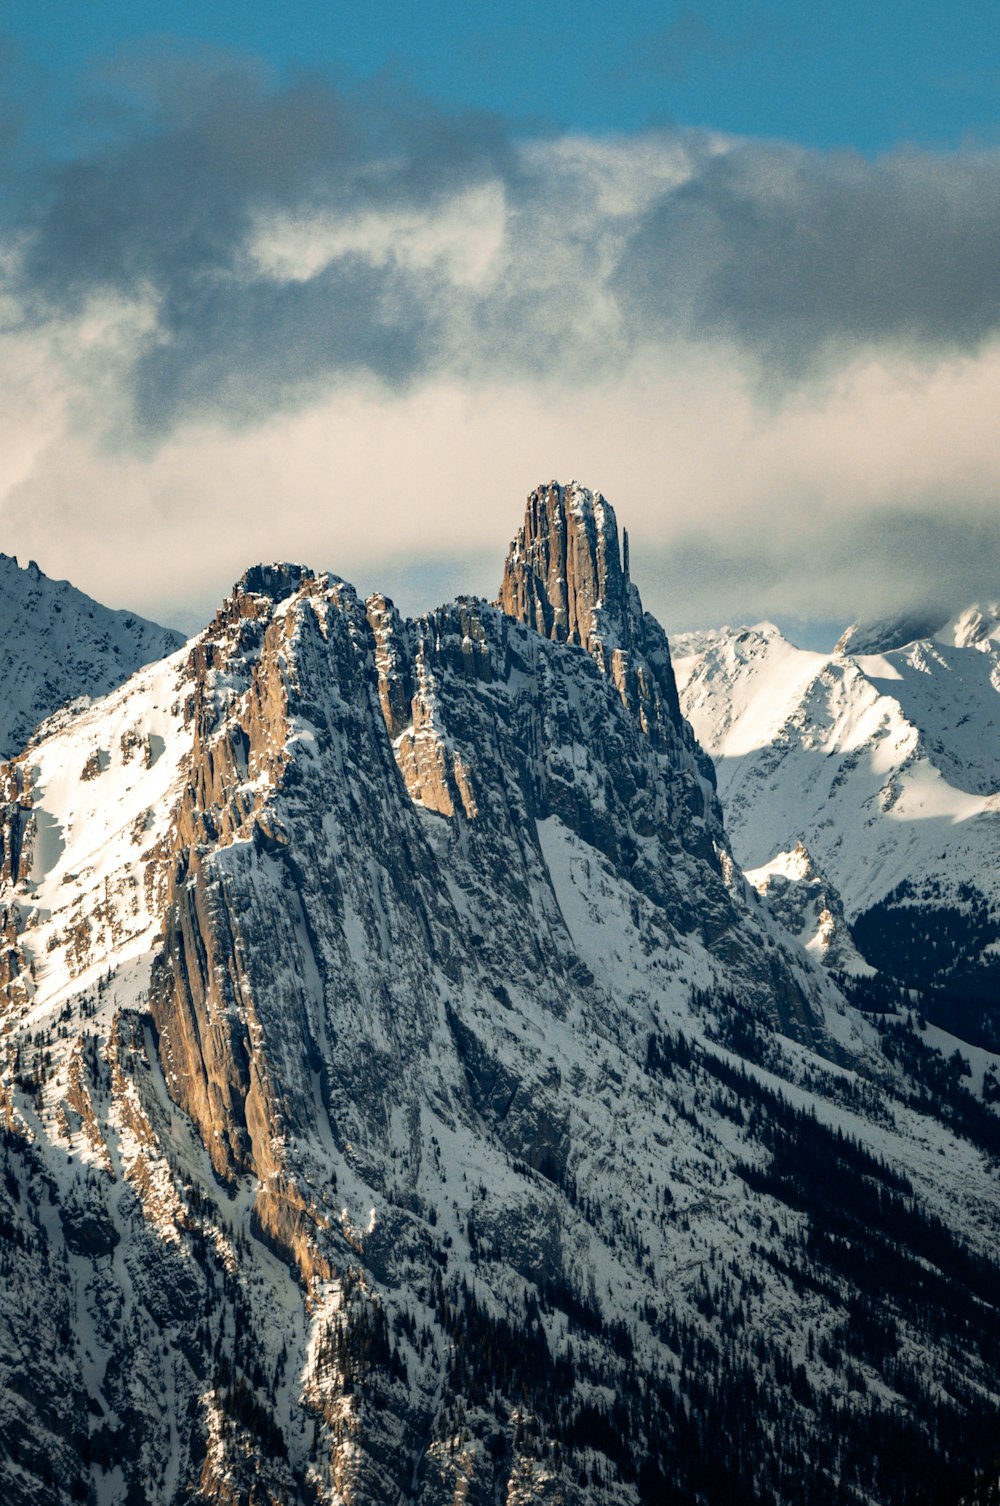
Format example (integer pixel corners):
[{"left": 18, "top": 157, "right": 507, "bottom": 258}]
[
  {"left": 2, "top": 492, "right": 1000, "bottom": 1506},
  {"left": 674, "top": 608, "right": 1000, "bottom": 1045},
  {"left": 0, "top": 552, "right": 184, "bottom": 758}
]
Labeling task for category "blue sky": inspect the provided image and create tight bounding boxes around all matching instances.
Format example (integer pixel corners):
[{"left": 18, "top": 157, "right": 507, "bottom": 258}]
[
  {"left": 6, "top": 0, "right": 998, "bottom": 154},
  {"left": 0, "top": 2, "right": 998, "bottom": 641}
]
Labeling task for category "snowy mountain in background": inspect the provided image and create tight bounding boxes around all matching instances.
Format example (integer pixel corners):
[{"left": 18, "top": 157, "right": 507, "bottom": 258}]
[
  {"left": 674, "top": 609, "right": 1000, "bottom": 1041},
  {"left": 744, "top": 841, "right": 874, "bottom": 977},
  {"left": 0, "top": 552, "right": 185, "bottom": 758},
  {"left": 2, "top": 489, "right": 1000, "bottom": 1506}
]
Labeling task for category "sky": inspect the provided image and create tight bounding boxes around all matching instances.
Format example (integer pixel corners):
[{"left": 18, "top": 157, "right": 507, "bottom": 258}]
[{"left": 1, "top": 3, "right": 999, "bottom": 641}]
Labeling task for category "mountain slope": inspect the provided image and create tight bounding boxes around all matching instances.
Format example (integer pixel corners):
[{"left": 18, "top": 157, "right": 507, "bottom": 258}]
[
  {"left": 0, "top": 552, "right": 184, "bottom": 758},
  {"left": 2, "top": 490, "right": 1000, "bottom": 1506},
  {"left": 673, "top": 616, "right": 1000, "bottom": 1030}
]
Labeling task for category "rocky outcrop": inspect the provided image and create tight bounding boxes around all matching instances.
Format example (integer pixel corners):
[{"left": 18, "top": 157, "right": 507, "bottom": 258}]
[
  {"left": 747, "top": 842, "right": 874, "bottom": 975},
  {"left": 145, "top": 507, "right": 832, "bottom": 1276},
  {"left": 498, "top": 480, "right": 632, "bottom": 660},
  {"left": 0, "top": 760, "right": 32, "bottom": 887},
  {"left": 836, "top": 611, "right": 948, "bottom": 656},
  {"left": 498, "top": 479, "right": 710, "bottom": 778},
  {"left": 4, "top": 490, "right": 1000, "bottom": 1506}
]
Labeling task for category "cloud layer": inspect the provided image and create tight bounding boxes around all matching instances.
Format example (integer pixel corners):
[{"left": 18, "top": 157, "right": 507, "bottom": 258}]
[{"left": 2, "top": 59, "right": 1000, "bottom": 634}]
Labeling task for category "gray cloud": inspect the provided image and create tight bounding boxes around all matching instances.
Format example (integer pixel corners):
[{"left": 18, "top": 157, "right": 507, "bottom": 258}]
[
  {"left": 647, "top": 502, "right": 1000, "bottom": 633},
  {"left": 6, "top": 56, "right": 1000, "bottom": 439},
  {"left": 647, "top": 9, "right": 742, "bottom": 76},
  {"left": 130, "top": 257, "right": 443, "bottom": 432},
  {"left": 13, "top": 63, "right": 513, "bottom": 429},
  {"left": 635, "top": 8, "right": 766, "bottom": 81},
  {"left": 22, "top": 67, "right": 513, "bottom": 302},
  {"left": 614, "top": 145, "right": 1000, "bottom": 375}
]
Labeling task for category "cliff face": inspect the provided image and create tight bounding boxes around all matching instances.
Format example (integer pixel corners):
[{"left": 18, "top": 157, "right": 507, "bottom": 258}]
[
  {"left": 498, "top": 480, "right": 630, "bottom": 656},
  {"left": 148, "top": 518, "right": 814, "bottom": 1273},
  {"left": 2, "top": 488, "right": 1000, "bottom": 1506},
  {"left": 498, "top": 480, "right": 690, "bottom": 752}
]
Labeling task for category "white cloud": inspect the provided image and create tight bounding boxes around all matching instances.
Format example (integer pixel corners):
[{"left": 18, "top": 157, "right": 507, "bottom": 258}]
[
  {"left": 4, "top": 328, "right": 1000, "bottom": 633},
  {"left": 249, "top": 182, "right": 509, "bottom": 290},
  {"left": 3, "top": 106, "right": 999, "bottom": 635}
]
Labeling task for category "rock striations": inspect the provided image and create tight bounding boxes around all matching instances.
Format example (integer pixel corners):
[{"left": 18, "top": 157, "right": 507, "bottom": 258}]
[
  {"left": 498, "top": 480, "right": 687, "bottom": 747},
  {"left": 2, "top": 487, "right": 1000, "bottom": 1506},
  {"left": 499, "top": 480, "right": 632, "bottom": 657}
]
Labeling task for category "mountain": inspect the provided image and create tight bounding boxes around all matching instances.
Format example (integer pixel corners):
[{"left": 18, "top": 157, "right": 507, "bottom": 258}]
[
  {"left": 744, "top": 841, "right": 874, "bottom": 977},
  {"left": 0, "top": 552, "right": 185, "bottom": 759},
  {"left": 2, "top": 486, "right": 1000, "bottom": 1506},
  {"left": 673, "top": 613, "right": 1000, "bottom": 1044}
]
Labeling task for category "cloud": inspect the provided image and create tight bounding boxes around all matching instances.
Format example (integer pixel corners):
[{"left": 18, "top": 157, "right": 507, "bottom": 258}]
[
  {"left": 12, "top": 62, "right": 515, "bottom": 429},
  {"left": 653, "top": 502, "right": 1000, "bottom": 632},
  {"left": 21, "top": 65, "right": 513, "bottom": 302},
  {"left": 614, "top": 144, "right": 1000, "bottom": 376},
  {"left": 129, "top": 255, "right": 443, "bottom": 432},
  {"left": 636, "top": 8, "right": 753, "bottom": 82},
  {"left": 2, "top": 53, "right": 1000, "bottom": 635},
  {"left": 9, "top": 60, "right": 1000, "bottom": 434},
  {"left": 4, "top": 343, "right": 1000, "bottom": 636}
]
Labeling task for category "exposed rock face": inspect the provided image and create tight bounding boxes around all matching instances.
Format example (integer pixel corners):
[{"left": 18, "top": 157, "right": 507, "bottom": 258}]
[
  {"left": 0, "top": 762, "right": 32, "bottom": 886},
  {"left": 835, "top": 611, "right": 949, "bottom": 656},
  {"left": 498, "top": 480, "right": 689, "bottom": 751},
  {"left": 147, "top": 533, "right": 825, "bottom": 1269},
  {"left": 498, "top": 480, "right": 631, "bottom": 657},
  {"left": 2, "top": 490, "right": 1000, "bottom": 1506},
  {"left": 746, "top": 842, "right": 874, "bottom": 976}
]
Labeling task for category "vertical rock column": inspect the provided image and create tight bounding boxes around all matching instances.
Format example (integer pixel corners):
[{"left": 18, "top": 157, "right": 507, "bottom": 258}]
[{"left": 497, "top": 479, "right": 631, "bottom": 661}]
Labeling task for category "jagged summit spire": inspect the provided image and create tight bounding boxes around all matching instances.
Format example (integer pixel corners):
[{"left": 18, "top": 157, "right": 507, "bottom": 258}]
[
  {"left": 497, "top": 480, "right": 633, "bottom": 658},
  {"left": 496, "top": 480, "right": 694, "bottom": 753},
  {"left": 231, "top": 562, "right": 315, "bottom": 605}
]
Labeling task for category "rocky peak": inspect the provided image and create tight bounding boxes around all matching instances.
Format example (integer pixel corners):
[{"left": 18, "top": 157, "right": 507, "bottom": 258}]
[
  {"left": 937, "top": 602, "right": 1000, "bottom": 650},
  {"left": 498, "top": 480, "right": 633, "bottom": 661},
  {"left": 498, "top": 481, "right": 700, "bottom": 769},
  {"left": 198, "top": 564, "right": 320, "bottom": 673},
  {"left": 236, "top": 561, "right": 313, "bottom": 601},
  {"left": 8, "top": 515, "right": 1000, "bottom": 1506},
  {"left": 0, "top": 554, "right": 185, "bottom": 759},
  {"left": 746, "top": 843, "right": 874, "bottom": 976},
  {"left": 835, "top": 611, "right": 948, "bottom": 657}
]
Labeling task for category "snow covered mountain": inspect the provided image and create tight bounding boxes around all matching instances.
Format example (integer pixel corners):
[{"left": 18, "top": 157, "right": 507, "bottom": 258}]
[
  {"left": 0, "top": 552, "right": 184, "bottom": 759},
  {"left": 673, "top": 610, "right": 1000, "bottom": 1041},
  {"left": 2, "top": 487, "right": 1000, "bottom": 1506},
  {"left": 744, "top": 841, "right": 874, "bottom": 977}
]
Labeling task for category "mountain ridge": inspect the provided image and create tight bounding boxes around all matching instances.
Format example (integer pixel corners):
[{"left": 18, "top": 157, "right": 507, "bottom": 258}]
[
  {"left": 673, "top": 613, "right": 1000, "bottom": 1039},
  {"left": 1, "top": 489, "right": 1000, "bottom": 1505},
  {"left": 0, "top": 551, "right": 185, "bottom": 759}
]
